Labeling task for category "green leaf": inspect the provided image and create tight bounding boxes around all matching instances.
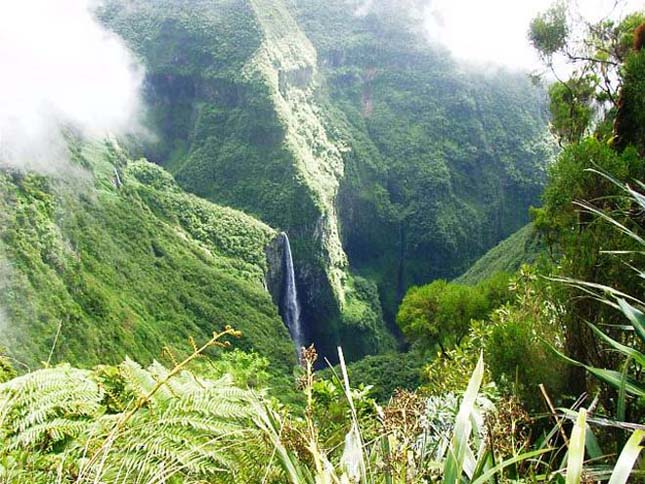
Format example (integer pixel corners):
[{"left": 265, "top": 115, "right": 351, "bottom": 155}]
[
  {"left": 586, "top": 323, "right": 645, "bottom": 367},
  {"left": 443, "top": 353, "right": 485, "bottom": 484},
  {"left": 617, "top": 358, "right": 629, "bottom": 425},
  {"left": 549, "top": 345, "right": 645, "bottom": 397},
  {"left": 585, "top": 368, "right": 645, "bottom": 397},
  {"left": 471, "top": 448, "right": 552, "bottom": 484},
  {"left": 584, "top": 424, "right": 603, "bottom": 461},
  {"left": 608, "top": 430, "right": 645, "bottom": 484},
  {"left": 566, "top": 408, "right": 587, "bottom": 484},
  {"left": 617, "top": 299, "right": 645, "bottom": 344}
]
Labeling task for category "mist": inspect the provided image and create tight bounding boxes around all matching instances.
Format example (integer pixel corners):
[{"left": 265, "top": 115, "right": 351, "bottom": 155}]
[
  {"left": 356, "top": 0, "right": 643, "bottom": 71},
  {"left": 424, "top": 0, "right": 644, "bottom": 71},
  {"left": 0, "top": 0, "right": 144, "bottom": 174}
]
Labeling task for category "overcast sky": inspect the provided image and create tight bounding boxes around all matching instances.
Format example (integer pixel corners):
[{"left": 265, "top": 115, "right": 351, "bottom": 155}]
[{"left": 424, "top": 0, "right": 645, "bottom": 71}]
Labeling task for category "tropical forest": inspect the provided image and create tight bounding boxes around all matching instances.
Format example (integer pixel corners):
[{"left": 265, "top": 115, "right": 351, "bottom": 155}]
[{"left": 0, "top": 0, "right": 645, "bottom": 482}]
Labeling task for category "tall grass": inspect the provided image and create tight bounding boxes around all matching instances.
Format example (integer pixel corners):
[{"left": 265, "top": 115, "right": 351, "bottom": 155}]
[{"left": 255, "top": 348, "right": 549, "bottom": 483}]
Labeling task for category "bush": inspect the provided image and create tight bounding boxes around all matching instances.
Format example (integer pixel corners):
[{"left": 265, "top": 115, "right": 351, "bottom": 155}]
[{"left": 397, "top": 273, "right": 511, "bottom": 353}]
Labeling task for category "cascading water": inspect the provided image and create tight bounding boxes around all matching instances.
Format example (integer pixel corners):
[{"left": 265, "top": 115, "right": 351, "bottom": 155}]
[{"left": 280, "top": 233, "right": 305, "bottom": 353}]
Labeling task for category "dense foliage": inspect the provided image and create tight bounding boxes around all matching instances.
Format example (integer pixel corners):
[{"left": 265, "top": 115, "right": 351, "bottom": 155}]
[
  {"left": 397, "top": 272, "right": 511, "bottom": 353},
  {"left": 99, "top": 0, "right": 552, "bottom": 362},
  {"left": 453, "top": 224, "right": 545, "bottom": 285},
  {"left": 2, "top": 0, "right": 645, "bottom": 482},
  {"left": 0, "top": 141, "right": 295, "bottom": 371},
  {"left": 293, "top": 0, "right": 554, "bottom": 322}
]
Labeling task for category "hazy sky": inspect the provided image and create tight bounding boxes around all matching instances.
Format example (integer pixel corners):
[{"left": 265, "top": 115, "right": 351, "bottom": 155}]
[
  {"left": 0, "top": 0, "right": 143, "bottom": 172},
  {"left": 424, "top": 0, "right": 645, "bottom": 70}
]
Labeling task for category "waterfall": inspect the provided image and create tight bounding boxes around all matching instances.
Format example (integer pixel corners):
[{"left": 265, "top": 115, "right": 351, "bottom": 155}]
[{"left": 280, "top": 233, "right": 305, "bottom": 353}]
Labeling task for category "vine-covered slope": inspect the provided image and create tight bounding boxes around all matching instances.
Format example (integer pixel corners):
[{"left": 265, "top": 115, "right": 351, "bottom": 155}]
[{"left": 0, "top": 140, "right": 296, "bottom": 371}]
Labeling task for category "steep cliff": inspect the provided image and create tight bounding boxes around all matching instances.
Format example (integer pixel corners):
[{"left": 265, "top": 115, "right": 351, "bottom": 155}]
[
  {"left": 100, "top": 0, "right": 552, "bottom": 360},
  {"left": 292, "top": 0, "right": 555, "bottom": 321},
  {"left": 101, "top": 0, "right": 397, "bottom": 361}
]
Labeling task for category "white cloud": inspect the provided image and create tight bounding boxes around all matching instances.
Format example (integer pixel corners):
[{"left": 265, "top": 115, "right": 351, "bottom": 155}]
[
  {"left": 422, "top": 0, "right": 644, "bottom": 71},
  {"left": 0, "top": 0, "right": 144, "bottom": 173}
]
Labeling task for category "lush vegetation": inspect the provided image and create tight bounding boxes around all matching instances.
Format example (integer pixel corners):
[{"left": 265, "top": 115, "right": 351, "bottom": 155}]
[
  {"left": 0, "top": 140, "right": 295, "bottom": 371},
  {"left": 98, "top": 0, "right": 553, "bottom": 362},
  {"left": 454, "top": 224, "right": 545, "bottom": 285},
  {"left": 292, "top": 0, "right": 555, "bottom": 323},
  {"left": 2, "top": 0, "right": 645, "bottom": 482},
  {"left": 397, "top": 272, "right": 511, "bottom": 354}
]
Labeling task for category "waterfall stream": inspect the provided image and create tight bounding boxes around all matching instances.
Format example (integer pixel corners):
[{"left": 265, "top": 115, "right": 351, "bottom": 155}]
[{"left": 280, "top": 233, "right": 305, "bottom": 353}]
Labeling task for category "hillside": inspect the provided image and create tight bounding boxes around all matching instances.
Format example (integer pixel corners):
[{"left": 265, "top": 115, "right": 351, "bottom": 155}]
[
  {"left": 100, "top": 0, "right": 552, "bottom": 359},
  {"left": 0, "top": 139, "right": 296, "bottom": 371},
  {"left": 2, "top": 1, "right": 645, "bottom": 482},
  {"left": 454, "top": 224, "right": 545, "bottom": 285},
  {"left": 295, "top": 0, "right": 554, "bottom": 322}
]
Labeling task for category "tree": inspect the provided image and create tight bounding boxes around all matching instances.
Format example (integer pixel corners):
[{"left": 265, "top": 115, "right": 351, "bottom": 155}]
[
  {"left": 614, "top": 29, "right": 645, "bottom": 154},
  {"left": 396, "top": 275, "right": 510, "bottom": 354},
  {"left": 530, "top": 2, "right": 645, "bottom": 400},
  {"left": 529, "top": 2, "right": 645, "bottom": 145}
]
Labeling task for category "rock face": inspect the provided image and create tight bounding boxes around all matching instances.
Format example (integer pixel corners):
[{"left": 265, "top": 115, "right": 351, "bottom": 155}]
[
  {"left": 265, "top": 232, "right": 286, "bottom": 307},
  {"left": 266, "top": 231, "right": 306, "bottom": 353},
  {"left": 100, "top": 0, "right": 552, "bottom": 362}
]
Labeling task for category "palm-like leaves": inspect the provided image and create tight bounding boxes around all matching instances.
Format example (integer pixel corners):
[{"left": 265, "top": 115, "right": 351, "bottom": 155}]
[{"left": 551, "top": 172, "right": 645, "bottom": 482}]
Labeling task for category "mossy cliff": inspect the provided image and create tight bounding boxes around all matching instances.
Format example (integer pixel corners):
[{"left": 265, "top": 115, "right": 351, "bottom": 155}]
[
  {"left": 291, "top": 0, "right": 555, "bottom": 322},
  {"left": 100, "top": 0, "right": 552, "bottom": 360},
  {"left": 0, "top": 140, "right": 296, "bottom": 372}
]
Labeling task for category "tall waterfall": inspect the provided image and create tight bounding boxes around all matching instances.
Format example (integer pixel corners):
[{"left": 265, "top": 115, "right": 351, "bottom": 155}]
[{"left": 281, "top": 233, "right": 305, "bottom": 353}]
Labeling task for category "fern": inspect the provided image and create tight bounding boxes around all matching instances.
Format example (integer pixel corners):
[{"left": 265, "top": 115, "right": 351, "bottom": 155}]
[
  {"left": 0, "top": 365, "right": 101, "bottom": 451},
  {"left": 0, "top": 330, "right": 266, "bottom": 483}
]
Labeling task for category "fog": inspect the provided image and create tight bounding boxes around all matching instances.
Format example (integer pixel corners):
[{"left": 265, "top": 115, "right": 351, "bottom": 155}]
[
  {"left": 0, "top": 0, "right": 144, "bottom": 174},
  {"left": 424, "top": 0, "right": 644, "bottom": 71},
  {"left": 0, "top": 0, "right": 641, "bottom": 175},
  {"left": 356, "top": 0, "right": 643, "bottom": 71}
]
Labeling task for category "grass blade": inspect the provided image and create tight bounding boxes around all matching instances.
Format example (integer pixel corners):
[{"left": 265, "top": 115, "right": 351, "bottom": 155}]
[
  {"left": 608, "top": 430, "right": 645, "bottom": 484},
  {"left": 443, "top": 353, "right": 485, "bottom": 484},
  {"left": 617, "top": 299, "right": 645, "bottom": 344},
  {"left": 586, "top": 323, "right": 645, "bottom": 367},
  {"left": 471, "top": 448, "right": 552, "bottom": 484},
  {"left": 566, "top": 408, "right": 587, "bottom": 484},
  {"left": 548, "top": 346, "right": 645, "bottom": 397}
]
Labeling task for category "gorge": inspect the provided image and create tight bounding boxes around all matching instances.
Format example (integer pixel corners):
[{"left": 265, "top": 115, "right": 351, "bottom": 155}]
[
  {"left": 93, "top": 0, "right": 553, "bottom": 363},
  {"left": 0, "top": 0, "right": 555, "bottom": 368},
  {"left": 2, "top": 0, "right": 645, "bottom": 482}
]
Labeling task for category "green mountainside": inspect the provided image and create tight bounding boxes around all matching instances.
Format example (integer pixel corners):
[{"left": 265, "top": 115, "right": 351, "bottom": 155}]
[
  {"left": 0, "top": 140, "right": 295, "bottom": 371},
  {"left": 293, "top": 0, "right": 554, "bottom": 321},
  {"left": 100, "top": 0, "right": 552, "bottom": 360},
  {"left": 1, "top": 2, "right": 645, "bottom": 482},
  {"left": 100, "top": 0, "right": 396, "bottom": 361},
  {"left": 454, "top": 224, "right": 545, "bottom": 285}
]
